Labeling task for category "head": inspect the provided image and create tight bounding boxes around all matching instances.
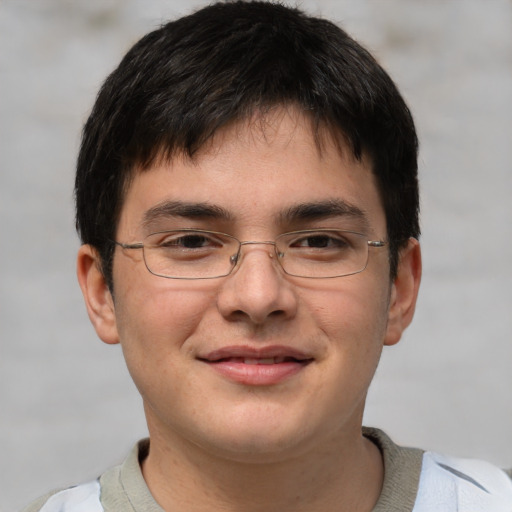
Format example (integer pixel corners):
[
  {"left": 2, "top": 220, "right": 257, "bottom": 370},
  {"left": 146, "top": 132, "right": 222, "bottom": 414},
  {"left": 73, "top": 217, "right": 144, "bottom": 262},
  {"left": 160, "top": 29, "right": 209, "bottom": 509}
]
[
  {"left": 76, "top": 1, "right": 422, "bottom": 464},
  {"left": 75, "top": 0, "right": 419, "bottom": 292}
]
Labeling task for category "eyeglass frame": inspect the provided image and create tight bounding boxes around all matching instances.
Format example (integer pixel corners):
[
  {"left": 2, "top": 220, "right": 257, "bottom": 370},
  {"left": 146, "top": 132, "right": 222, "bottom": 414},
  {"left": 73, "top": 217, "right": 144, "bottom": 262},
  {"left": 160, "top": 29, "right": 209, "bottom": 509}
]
[{"left": 112, "top": 228, "right": 387, "bottom": 280}]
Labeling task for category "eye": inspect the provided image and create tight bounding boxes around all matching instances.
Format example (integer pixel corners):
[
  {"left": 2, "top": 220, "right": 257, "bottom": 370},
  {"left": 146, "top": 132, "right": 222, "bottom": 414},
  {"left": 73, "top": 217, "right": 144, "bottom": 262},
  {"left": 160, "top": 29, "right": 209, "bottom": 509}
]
[
  {"left": 290, "top": 232, "right": 351, "bottom": 249},
  {"left": 150, "top": 231, "right": 224, "bottom": 250},
  {"left": 161, "top": 234, "right": 216, "bottom": 249}
]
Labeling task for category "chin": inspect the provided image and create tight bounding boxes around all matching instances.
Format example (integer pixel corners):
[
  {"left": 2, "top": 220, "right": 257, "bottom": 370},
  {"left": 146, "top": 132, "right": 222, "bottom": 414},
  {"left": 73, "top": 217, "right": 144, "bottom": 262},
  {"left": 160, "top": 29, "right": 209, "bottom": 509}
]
[
  {"left": 203, "top": 433, "right": 308, "bottom": 464},
  {"left": 188, "top": 413, "right": 323, "bottom": 463}
]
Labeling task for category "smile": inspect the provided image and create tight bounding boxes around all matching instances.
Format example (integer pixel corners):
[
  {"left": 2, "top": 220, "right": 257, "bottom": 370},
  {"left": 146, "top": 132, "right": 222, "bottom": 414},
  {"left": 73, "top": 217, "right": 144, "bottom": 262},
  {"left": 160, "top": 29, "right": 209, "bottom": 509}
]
[
  {"left": 198, "top": 346, "right": 313, "bottom": 386},
  {"left": 214, "top": 356, "right": 300, "bottom": 365}
]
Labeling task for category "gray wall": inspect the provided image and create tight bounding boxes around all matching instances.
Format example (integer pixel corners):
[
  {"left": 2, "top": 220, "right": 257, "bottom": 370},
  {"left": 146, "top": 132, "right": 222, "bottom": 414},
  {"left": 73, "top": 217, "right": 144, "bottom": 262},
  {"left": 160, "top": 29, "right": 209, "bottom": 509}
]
[{"left": 1, "top": 1, "right": 511, "bottom": 510}]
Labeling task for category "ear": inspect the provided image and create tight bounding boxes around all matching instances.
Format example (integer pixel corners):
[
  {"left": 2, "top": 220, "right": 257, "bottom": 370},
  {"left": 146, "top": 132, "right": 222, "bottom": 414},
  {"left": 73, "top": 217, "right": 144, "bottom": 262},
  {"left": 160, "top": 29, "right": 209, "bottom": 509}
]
[
  {"left": 384, "top": 238, "right": 422, "bottom": 346},
  {"left": 77, "top": 244, "right": 120, "bottom": 345}
]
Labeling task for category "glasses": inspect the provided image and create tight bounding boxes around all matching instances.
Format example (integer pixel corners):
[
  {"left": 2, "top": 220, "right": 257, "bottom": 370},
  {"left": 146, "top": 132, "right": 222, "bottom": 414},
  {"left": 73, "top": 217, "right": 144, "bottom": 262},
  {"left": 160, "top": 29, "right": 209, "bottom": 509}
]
[{"left": 113, "top": 229, "right": 386, "bottom": 280}]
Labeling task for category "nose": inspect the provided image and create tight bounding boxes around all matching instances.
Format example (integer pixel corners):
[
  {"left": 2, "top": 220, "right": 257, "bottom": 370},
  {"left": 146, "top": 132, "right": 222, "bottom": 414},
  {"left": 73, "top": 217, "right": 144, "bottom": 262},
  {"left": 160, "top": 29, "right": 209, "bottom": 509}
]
[{"left": 216, "top": 242, "right": 298, "bottom": 325}]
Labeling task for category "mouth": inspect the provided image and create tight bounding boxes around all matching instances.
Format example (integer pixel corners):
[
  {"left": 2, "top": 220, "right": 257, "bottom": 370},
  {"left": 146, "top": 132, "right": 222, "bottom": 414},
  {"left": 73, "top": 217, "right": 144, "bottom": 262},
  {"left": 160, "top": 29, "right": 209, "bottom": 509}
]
[
  {"left": 214, "top": 356, "right": 305, "bottom": 365},
  {"left": 198, "top": 346, "right": 313, "bottom": 386}
]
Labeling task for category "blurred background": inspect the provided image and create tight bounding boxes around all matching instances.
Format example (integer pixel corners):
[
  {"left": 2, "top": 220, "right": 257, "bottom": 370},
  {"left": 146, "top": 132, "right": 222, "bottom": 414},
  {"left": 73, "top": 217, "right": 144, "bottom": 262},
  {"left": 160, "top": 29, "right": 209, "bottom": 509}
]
[{"left": 1, "top": 0, "right": 511, "bottom": 510}]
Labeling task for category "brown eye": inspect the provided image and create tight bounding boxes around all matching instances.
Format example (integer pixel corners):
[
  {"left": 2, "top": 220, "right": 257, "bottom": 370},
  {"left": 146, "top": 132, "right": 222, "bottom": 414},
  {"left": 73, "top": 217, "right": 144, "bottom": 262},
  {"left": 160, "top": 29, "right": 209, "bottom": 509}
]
[
  {"left": 162, "top": 234, "right": 214, "bottom": 249},
  {"left": 291, "top": 233, "right": 350, "bottom": 249}
]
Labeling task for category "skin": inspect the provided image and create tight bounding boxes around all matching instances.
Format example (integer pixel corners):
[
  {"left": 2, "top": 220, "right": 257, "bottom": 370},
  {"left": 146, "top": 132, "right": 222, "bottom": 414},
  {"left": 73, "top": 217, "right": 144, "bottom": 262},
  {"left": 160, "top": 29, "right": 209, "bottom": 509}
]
[{"left": 77, "top": 108, "right": 421, "bottom": 511}]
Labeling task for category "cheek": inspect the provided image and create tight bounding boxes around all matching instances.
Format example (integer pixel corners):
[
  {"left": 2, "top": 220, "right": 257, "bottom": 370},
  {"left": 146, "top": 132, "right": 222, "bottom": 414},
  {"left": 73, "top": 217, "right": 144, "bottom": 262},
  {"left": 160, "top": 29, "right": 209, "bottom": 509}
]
[
  {"left": 113, "top": 284, "right": 216, "bottom": 404},
  {"left": 113, "top": 272, "right": 216, "bottom": 358},
  {"left": 304, "top": 278, "right": 391, "bottom": 355}
]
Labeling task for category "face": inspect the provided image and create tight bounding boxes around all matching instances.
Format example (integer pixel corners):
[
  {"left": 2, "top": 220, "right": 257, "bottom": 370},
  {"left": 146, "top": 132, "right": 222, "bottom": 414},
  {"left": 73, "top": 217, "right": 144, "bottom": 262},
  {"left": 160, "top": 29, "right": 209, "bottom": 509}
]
[{"left": 79, "top": 108, "right": 420, "bottom": 463}]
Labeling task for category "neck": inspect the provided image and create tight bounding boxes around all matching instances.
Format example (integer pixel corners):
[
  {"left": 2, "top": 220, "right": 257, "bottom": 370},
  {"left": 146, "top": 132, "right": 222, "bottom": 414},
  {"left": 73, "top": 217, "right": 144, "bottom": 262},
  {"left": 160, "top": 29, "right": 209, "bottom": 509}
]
[{"left": 141, "top": 426, "right": 383, "bottom": 512}]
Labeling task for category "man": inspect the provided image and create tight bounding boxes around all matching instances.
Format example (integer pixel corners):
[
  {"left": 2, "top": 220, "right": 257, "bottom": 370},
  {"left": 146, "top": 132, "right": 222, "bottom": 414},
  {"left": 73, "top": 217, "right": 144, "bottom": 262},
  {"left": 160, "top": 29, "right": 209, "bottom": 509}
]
[{"left": 24, "top": 1, "right": 512, "bottom": 511}]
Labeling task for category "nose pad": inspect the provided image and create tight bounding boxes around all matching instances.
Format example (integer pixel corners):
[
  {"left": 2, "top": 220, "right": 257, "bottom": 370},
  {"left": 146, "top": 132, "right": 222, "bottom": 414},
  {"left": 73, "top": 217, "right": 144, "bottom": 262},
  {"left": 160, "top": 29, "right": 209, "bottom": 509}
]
[
  {"left": 229, "top": 242, "right": 278, "bottom": 274},
  {"left": 218, "top": 242, "right": 297, "bottom": 324}
]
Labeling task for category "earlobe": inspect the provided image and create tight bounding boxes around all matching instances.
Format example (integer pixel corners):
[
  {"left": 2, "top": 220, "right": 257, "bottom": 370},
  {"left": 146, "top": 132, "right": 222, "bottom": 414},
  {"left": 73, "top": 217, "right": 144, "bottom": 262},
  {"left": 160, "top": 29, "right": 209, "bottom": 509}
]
[
  {"left": 384, "top": 238, "right": 422, "bottom": 346},
  {"left": 77, "top": 245, "right": 120, "bottom": 345}
]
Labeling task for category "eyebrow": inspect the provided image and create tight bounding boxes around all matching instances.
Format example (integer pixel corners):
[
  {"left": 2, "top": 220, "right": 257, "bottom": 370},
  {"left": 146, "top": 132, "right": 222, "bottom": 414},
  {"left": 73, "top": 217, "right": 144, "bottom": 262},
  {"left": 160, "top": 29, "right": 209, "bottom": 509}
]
[
  {"left": 141, "top": 198, "right": 370, "bottom": 231},
  {"left": 279, "top": 199, "right": 370, "bottom": 229},
  {"left": 142, "top": 200, "right": 233, "bottom": 228}
]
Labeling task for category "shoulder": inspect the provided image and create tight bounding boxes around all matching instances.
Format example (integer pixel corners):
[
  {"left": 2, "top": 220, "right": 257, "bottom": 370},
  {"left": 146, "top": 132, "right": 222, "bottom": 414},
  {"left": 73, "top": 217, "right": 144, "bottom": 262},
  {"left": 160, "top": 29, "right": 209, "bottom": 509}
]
[
  {"left": 364, "top": 428, "right": 512, "bottom": 512},
  {"left": 422, "top": 450, "right": 512, "bottom": 492},
  {"left": 21, "top": 439, "right": 154, "bottom": 512},
  {"left": 21, "top": 480, "right": 102, "bottom": 512},
  {"left": 413, "top": 451, "right": 512, "bottom": 511}
]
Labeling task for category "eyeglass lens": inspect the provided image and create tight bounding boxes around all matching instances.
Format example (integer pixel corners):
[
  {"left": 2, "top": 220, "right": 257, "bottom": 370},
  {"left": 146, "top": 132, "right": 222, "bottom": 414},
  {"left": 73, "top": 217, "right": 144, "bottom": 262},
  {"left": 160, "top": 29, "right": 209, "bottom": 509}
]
[{"left": 140, "top": 230, "right": 372, "bottom": 279}]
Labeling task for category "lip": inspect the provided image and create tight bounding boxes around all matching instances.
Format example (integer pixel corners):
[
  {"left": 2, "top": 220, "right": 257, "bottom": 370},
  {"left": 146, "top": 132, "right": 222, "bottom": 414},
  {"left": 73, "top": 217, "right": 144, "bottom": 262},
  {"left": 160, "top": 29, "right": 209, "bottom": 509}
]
[{"left": 198, "top": 345, "right": 314, "bottom": 386}]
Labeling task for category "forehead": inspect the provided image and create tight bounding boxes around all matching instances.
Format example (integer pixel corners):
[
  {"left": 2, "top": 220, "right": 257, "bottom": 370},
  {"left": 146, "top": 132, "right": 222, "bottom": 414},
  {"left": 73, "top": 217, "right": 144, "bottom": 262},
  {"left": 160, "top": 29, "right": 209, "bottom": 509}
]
[{"left": 117, "top": 108, "right": 386, "bottom": 237}]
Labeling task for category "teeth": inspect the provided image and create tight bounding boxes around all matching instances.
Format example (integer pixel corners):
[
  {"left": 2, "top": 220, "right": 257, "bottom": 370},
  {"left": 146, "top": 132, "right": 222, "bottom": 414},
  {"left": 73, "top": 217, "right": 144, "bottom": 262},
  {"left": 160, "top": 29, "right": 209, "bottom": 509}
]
[{"left": 242, "top": 357, "right": 285, "bottom": 365}]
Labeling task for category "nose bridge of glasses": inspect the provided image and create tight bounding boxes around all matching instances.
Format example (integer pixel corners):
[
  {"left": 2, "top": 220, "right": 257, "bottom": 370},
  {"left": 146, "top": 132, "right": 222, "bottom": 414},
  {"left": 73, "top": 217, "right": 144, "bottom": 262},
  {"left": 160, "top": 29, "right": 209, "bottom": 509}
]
[
  {"left": 230, "top": 240, "right": 281, "bottom": 267},
  {"left": 239, "top": 240, "right": 277, "bottom": 248}
]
